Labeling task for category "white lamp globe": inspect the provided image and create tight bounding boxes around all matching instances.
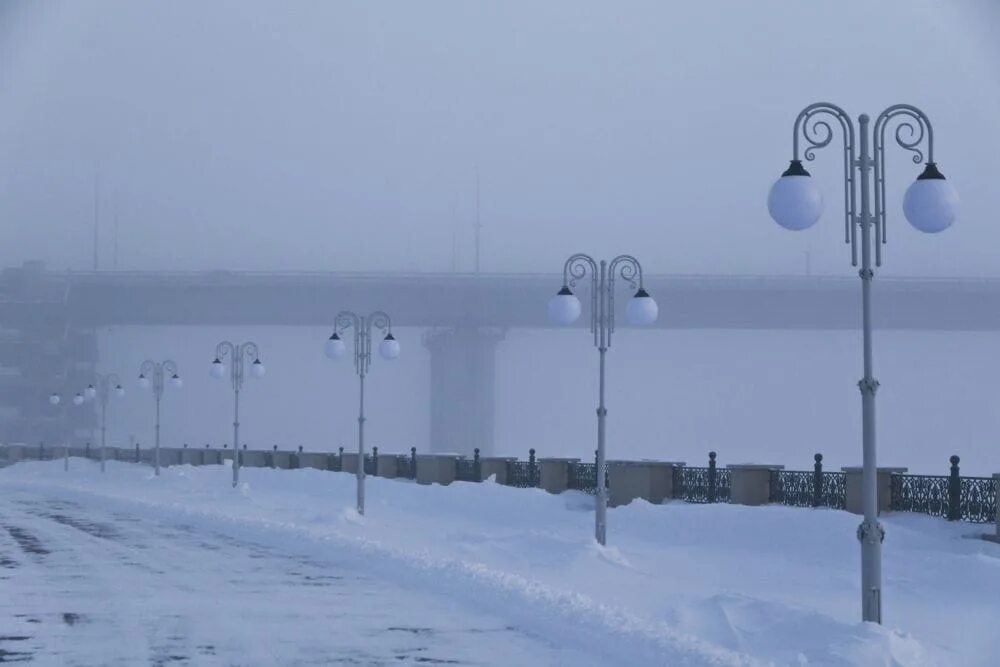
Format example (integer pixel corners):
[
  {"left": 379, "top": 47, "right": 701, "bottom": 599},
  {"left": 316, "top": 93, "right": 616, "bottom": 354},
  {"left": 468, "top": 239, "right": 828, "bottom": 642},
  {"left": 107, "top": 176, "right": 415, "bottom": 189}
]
[
  {"left": 210, "top": 359, "right": 226, "bottom": 379},
  {"left": 138, "top": 374, "right": 150, "bottom": 389},
  {"left": 114, "top": 385, "right": 125, "bottom": 397},
  {"left": 49, "top": 393, "right": 60, "bottom": 405},
  {"left": 84, "top": 384, "right": 97, "bottom": 400},
  {"left": 324, "top": 333, "right": 347, "bottom": 360},
  {"left": 903, "top": 163, "right": 958, "bottom": 234},
  {"left": 250, "top": 359, "right": 266, "bottom": 378},
  {"left": 72, "top": 393, "right": 84, "bottom": 406},
  {"left": 548, "top": 287, "right": 582, "bottom": 325},
  {"left": 626, "top": 288, "right": 659, "bottom": 326},
  {"left": 378, "top": 333, "right": 401, "bottom": 360},
  {"left": 171, "top": 374, "right": 183, "bottom": 389},
  {"left": 768, "top": 161, "right": 824, "bottom": 231}
]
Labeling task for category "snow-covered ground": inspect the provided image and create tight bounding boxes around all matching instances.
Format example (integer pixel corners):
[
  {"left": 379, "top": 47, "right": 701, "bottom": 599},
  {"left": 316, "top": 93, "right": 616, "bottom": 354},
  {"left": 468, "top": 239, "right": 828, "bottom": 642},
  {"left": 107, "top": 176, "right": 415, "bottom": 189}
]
[{"left": 1, "top": 460, "right": 997, "bottom": 666}]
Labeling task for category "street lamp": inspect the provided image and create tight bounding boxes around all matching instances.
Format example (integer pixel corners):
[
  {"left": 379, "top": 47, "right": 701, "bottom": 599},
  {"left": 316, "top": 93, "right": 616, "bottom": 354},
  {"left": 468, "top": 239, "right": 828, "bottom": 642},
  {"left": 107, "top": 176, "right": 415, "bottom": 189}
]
[
  {"left": 84, "top": 374, "right": 124, "bottom": 473},
  {"left": 138, "top": 360, "right": 182, "bottom": 477},
  {"left": 324, "top": 311, "right": 399, "bottom": 516},
  {"left": 767, "top": 102, "right": 958, "bottom": 624},
  {"left": 49, "top": 391, "right": 85, "bottom": 471},
  {"left": 210, "top": 342, "right": 264, "bottom": 488},
  {"left": 548, "top": 254, "right": 658, "bottom": 545}
]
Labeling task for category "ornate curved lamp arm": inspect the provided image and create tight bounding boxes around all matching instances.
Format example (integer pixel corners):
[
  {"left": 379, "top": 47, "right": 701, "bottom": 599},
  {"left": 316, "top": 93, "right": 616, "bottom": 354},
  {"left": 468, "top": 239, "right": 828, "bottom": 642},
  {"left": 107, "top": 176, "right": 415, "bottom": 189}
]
[
  {"left": 214, "top": 340, "right": 236, "bottom": 362},
  {"left": 369, "top": 310, "right": 392, "bottom": 337},
  {"left": 607, "top": 255, "right": 643, "bottom": 337},
  {"left": 335, "top": 311, "right": 363, "bottom": 374},
  {"left": 162, "top": 359, "right": 179, "bottom": 379},
  {"left": 793, "top": 102, "right": 859, "bottom": 265},
  {"left": 562, "top": 253, "right": 599, "bottom": 346},
  {"left": 99, "top": 373, "right": 122, "bottom": 402},
  {"left": 872, "top": 104, "right": 934, "bottom": 266},
  {"left": 240, "top": 343, "right": 259, "bottom": 364}
]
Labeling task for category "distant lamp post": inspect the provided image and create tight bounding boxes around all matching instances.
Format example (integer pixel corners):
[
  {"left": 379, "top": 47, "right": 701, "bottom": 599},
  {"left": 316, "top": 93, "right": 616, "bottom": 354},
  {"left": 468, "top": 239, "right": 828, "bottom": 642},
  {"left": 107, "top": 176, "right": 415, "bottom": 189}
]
[
  {"left": 211, "top": 342, "right": 264, "bottom": 488},
  {"left": 767, "top": 102, "right": 957, "bottom": 624},
  {"left": 325, "top": 311, "right": 399, "bottom": 516},
  {"left": 49, "top": 391, "right": 85, "bottom": 471},
  {"left": 138, "top": 360, "right": 182, "bottom": 477},
  {"left": 84, "top": 374, "right": 124, "bottom": 473},
  {"left": 548, "top": 254, "right": 657, "bottom": 545}
]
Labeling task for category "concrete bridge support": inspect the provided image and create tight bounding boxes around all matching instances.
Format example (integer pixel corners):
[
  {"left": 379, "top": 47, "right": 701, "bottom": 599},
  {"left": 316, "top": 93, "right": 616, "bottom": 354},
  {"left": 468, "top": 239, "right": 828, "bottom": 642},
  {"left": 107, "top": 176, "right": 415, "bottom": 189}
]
[{"left": 424, "top": 327, "right": 504, "bottom": 457}]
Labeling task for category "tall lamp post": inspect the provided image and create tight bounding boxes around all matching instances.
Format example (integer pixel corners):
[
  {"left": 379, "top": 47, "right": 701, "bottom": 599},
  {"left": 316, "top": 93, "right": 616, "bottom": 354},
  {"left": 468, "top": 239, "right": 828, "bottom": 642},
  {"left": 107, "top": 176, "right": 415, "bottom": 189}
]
[
  {"left": 548, "top": 255, "right": 659, "bottom": 545},
  {"left": 211, "top": 342, "right": 265, "bottom": 488},
  {"left": 324, "top": 311, "right": 399, "bottom": 516},
  {"left": 767, "top": 102, "right": 958, "bottom": 624},
  {"left": 138, "top": 360, "right": 182, "bottom": 477},
  {"left": 49, "top": 391, "right": 85, "bottom": 471},
  {"left": 84, "top": 374, "right": 124, "bottom": 473}
]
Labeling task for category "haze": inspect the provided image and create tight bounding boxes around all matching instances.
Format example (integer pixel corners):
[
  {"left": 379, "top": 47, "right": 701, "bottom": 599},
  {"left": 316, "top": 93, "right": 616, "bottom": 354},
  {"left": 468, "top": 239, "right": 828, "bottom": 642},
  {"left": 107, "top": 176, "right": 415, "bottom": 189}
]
[{"left": 1, "top": 0, "right": 999, "bottom": 475}]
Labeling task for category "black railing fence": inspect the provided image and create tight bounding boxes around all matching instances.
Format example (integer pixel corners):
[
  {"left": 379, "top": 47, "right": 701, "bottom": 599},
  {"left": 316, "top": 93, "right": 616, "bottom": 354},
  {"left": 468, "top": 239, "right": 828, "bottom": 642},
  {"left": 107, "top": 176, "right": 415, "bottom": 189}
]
[
  {"left": 769, "top": 454, "right": 847, "bottom": 510},
  {"left": 506, "top": 449, "right": 539, "bottom": 488},
  {"left": 455, "top": 448, "right": 481, "bottom": 482},
  {"left": 11, "top": 440, "right": 996, "bottom": 525}
]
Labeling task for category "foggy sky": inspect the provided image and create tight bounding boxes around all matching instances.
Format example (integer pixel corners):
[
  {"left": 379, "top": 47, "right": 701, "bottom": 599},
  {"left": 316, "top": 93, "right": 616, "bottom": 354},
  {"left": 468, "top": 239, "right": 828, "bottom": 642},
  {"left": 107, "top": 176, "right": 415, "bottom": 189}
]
[
  {"left": 3, "top": 2, "right": 1000, "bottom": 476},
  {"left": 1, "top": 0, "right": 998, "bottom": 276}
]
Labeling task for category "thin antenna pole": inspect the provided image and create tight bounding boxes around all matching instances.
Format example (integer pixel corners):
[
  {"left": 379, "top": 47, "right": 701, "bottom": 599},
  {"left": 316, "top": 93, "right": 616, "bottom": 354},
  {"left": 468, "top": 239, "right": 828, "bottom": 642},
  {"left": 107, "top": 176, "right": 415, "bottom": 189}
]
[
  {"left": 474, "top": 167, "right": 482, "bottom": 273},
  {"left": 93, "top": 171, "right": 100, "bottom": 271}
]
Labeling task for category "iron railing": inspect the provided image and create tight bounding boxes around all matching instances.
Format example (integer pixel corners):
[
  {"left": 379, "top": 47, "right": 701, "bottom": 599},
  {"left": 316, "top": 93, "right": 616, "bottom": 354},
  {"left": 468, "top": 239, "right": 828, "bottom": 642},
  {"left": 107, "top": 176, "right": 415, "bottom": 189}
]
[
  {"left": 455, "top": 449, "right": 481, "bottom": 482},
  {"left": 505, "top": 449, "right": 539, "bottom": 488},
  {"left": 672, "top": 452, "right": 731, "bottom": 503}
]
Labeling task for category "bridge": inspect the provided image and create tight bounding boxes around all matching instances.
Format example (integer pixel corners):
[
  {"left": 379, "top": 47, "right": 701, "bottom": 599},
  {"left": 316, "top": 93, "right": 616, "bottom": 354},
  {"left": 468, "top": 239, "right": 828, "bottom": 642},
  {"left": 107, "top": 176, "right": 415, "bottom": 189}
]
[{"left": 3, "top": 261, "right": 1000, "bottom": 451}]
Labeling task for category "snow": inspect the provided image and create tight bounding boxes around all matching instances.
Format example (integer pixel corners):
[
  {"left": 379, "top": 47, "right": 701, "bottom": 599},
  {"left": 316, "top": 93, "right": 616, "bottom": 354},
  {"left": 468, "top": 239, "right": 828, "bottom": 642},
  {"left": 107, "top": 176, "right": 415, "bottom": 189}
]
[{"left": 2, "top": 460, "right": 998, "bottom": 666}]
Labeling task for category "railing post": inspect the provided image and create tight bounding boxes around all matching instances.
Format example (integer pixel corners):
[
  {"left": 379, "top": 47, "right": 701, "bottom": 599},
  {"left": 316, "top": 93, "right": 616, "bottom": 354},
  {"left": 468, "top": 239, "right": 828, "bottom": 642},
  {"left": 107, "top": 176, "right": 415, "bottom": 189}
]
[
  {"left": 39, "top": 441, "right": 44, "bottom": 460},
  {"left": 473, "top": 447, "right": 481, "bottom": 480},
  {"left": 529, "top": 448, "right": 537, "bottom": 486},
  {"left": 85, "top": 442, "right": 90, "bottom": 458},
  {"left": 372, "top": 446, "right": 379, "bottom": 476},
  {"left": 708, "top": 451, "right": 718, "bottom": 503},
  {"left": 813, "top": 453, "right": 823, "bottom": 507},
  {"left": 410, "top": 446, "right": 417, "bottom": 479},
  {"left": 135, "top": 442, "right": 140, "bottom": 462},
  {"left": 948, "top": 455, "right": 962, "bottom": 521}
]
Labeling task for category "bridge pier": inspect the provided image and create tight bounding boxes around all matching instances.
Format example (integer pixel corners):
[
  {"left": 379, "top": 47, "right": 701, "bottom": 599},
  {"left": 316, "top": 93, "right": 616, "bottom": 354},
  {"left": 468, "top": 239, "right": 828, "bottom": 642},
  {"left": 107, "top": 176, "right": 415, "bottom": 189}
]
[{"left": 423, "top": 327, "right": 504, "bottom": 457}]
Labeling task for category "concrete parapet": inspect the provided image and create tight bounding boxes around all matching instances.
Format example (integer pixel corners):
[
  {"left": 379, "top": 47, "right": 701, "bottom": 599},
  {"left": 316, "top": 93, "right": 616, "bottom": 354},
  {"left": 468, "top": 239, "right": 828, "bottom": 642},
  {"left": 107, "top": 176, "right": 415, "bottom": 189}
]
[
  {"left": 608, "top": 460, "right": 686, "bottom": 507},
  {"left": 240, "top": 450, "right": 268, "bottom": 468},
  {"left": 161, "top": 448, "right": 185, "bottom": 467},
  {"left": 479, "top": 457, "right": 516, "bottom": 484},
  {"left": 727, "top": 464, "right": 785, "bottom": 506},
  {"left": 538, "top": 458, "right": 580, "bottom": 494},
  {"left": 179, "top": 449, "right": 203, "bottom": 465},
  {"left": 298, "top": 452, "right": 331, "bottom": 470},
  {"left": 271, "top": 451, "right": 294, "bottom": 469},
  {"left": 2, "top": 444, "right": 26, "bottom": 463},
  {"left": 841, "top": 466, "right": 908, "bottom": 515},
  {"left": 376, "top": 454, "right": 398, "bottom": 478},
  {"left": 341, "top": 453, "right": 360, "bottom": 474},
  {"left": 416, "top": 454, "right": 459, "bottom": 486}
]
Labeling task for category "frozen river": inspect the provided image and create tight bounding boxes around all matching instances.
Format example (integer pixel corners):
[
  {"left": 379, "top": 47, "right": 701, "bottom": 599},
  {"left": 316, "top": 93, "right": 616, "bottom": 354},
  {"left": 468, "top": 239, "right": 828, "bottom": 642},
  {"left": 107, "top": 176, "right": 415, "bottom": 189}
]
[{"left": 0, "top": 486, "right": 596, "bottom": 666}]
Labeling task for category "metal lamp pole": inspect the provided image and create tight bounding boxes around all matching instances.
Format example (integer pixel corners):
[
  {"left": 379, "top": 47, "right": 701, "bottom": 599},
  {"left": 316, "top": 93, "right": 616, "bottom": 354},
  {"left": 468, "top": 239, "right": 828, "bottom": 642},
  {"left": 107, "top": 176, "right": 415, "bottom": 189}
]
[
  {"left": 769, "top": 102, "right": 957, "bottom": 623},
  {"left": 211, "top": 342, "right": 264, "bottom": 488},
  {"left": 326, "top": 311, "right": 397, "bottom": 516},
  {"left": 85, "top": 374, "right": 123, "bottom": 473},
  {"left": 549, "top": 254, "right": 656, "bottom": 546},
  {"left": 49, "top": 391, "right": 85, "bottom": 470},
  {"left": 139, "top": 360, "right": 180, "bottom": 477}
]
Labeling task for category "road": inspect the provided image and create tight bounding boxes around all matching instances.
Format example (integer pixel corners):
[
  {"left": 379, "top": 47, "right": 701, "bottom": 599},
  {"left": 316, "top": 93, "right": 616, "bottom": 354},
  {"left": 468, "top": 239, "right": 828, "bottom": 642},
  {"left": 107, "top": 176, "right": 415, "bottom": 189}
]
[{"left": 0, "top": 485, "right": 596, "bottom": 666}]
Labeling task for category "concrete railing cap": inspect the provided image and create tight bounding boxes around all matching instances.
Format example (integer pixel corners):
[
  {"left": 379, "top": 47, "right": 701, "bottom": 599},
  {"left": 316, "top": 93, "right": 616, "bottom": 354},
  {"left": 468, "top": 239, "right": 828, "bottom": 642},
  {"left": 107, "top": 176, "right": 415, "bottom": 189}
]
[
  {"left": 725, "top": 463, "right": 785, "bottom": 470},
  {"left": 479, "top": 456, "right": 518, "bottom": 462},
  {"left": 609, "top": 459, "right": 686, "bottom": 467},
  {"left": 841, "top": 466, "right": 908, "bottom": 473},
  {"left": 537, "top": 457, "right": 581, "bottom": 463},
  {"left": 416, "top": 453, "right": 461, "bottom": 459}
]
